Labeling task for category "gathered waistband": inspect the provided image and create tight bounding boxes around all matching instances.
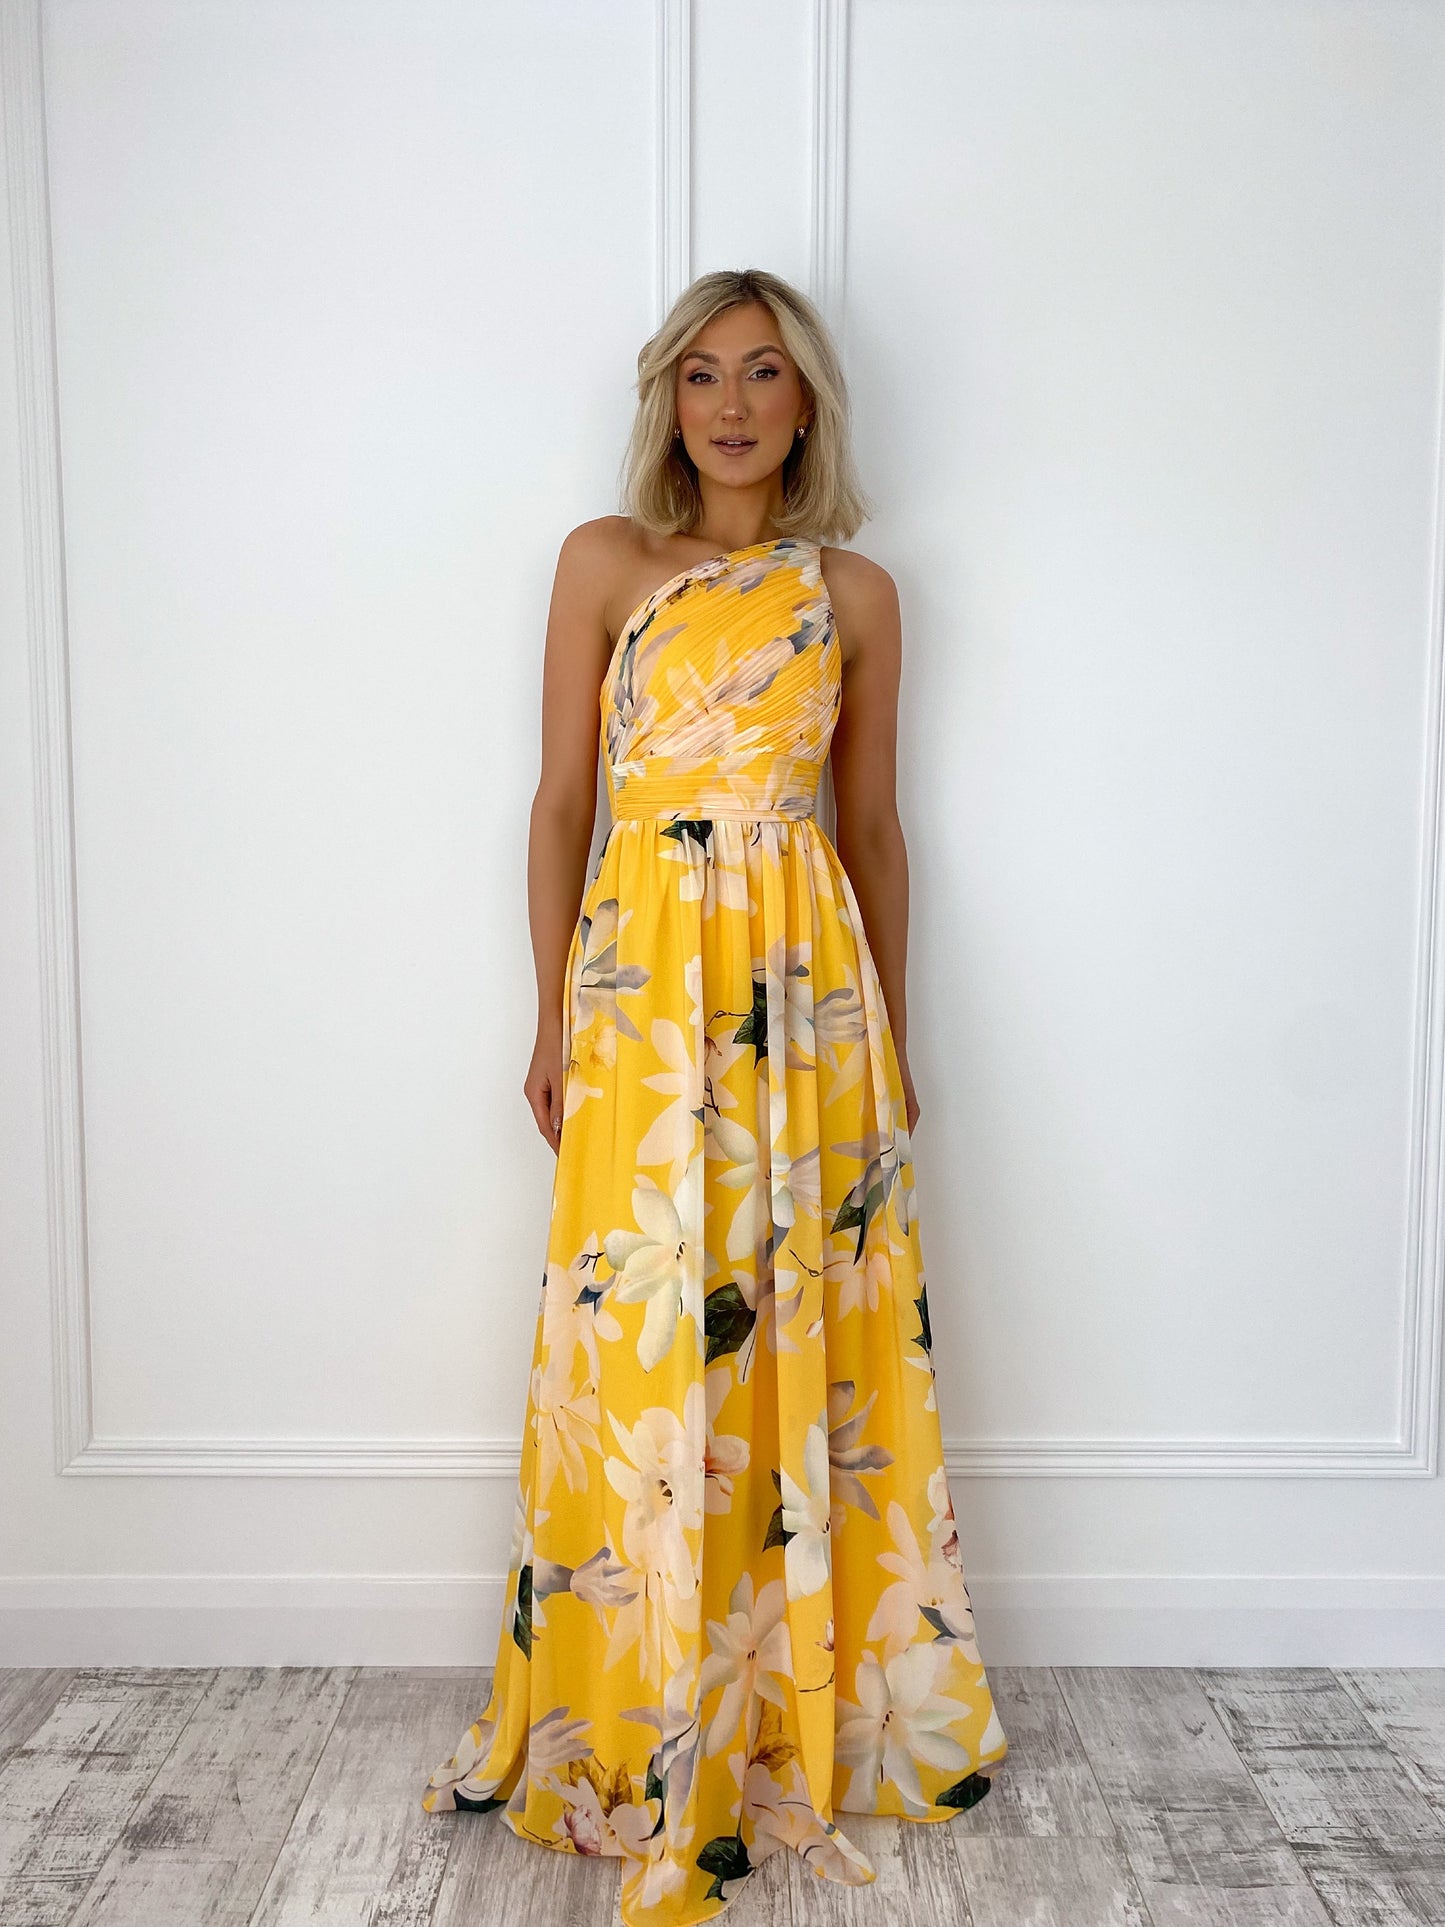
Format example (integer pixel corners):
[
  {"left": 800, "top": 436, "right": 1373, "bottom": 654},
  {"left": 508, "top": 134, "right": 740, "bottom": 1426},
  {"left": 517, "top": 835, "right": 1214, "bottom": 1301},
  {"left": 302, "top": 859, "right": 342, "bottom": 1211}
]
[
  {"left": 610, "top": 805, "right": 814, "bottom": 822},
  {"left": 606, "top": 754, "right": 822, "bottom": 823}
]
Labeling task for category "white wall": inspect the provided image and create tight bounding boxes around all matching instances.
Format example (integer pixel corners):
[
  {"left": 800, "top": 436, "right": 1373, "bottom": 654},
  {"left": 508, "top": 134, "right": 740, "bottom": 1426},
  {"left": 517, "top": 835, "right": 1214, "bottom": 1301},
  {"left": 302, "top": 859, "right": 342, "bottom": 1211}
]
[{"left": 2, "top": 0, "right": 1443, "bottom": 1666}]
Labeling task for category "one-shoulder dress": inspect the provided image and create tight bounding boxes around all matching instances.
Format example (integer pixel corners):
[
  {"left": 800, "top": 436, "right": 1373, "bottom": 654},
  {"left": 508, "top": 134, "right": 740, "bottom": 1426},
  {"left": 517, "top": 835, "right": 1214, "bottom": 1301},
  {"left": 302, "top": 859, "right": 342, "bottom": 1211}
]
[{"left": 421, "top": 535, "right": 1007, "bottom": 1927}]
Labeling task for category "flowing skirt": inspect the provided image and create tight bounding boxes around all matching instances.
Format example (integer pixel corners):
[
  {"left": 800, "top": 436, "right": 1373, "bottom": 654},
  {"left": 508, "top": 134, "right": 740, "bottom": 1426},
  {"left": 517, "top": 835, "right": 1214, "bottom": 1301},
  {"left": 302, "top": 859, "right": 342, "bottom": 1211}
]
[{"left": 422, "top": 813, "right": 1007, "bottom": 1927}]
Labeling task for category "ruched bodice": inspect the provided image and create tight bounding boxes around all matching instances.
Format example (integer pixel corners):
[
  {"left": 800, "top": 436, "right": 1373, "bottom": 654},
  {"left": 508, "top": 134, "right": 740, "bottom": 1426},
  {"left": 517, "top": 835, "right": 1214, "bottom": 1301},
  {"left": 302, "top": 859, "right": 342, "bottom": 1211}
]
[{"left": 602, "top": 536, "right": 839, "bottom": 822}]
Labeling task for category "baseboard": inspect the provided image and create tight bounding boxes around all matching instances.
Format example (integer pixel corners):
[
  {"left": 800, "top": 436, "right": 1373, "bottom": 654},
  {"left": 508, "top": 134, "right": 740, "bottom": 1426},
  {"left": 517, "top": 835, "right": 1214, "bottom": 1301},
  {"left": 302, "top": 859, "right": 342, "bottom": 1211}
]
[
  {"left": 0, "top": 1580, "right": 1441, "bottom": 1672},
  {"left": 0, "top": 1574, "right": 507, "bottom": 1667},
  {"left": 2, "top": 1573, "right": 1444, "bottom": 1667}
]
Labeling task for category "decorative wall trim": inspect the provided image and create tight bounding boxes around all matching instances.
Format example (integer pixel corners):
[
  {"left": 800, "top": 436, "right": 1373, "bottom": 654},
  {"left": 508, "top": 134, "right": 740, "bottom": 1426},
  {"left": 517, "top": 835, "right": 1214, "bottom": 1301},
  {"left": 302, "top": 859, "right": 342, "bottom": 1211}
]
[
  {"left": 809, "top": 0, "right": 850, "bottom": 338},
  {"left": 3, "top": 1571, "right": 1443, "bottom": 1668},
  {"left": 809, "top": 0, "right": 849, "bottom": 857},
  {"left": 1400, "top": 166, "right": 1445, "bottom": 1478},
  {"left": 61, "top": 1430, "right": 1437, "bottom": 1480},
  {"left": 1, "top": 0, "right": 94, "bottom": 1478},
  {"left": 71, "top": 1435, "right": 528, "bottom": 1479},
  {"left": 654, "top": 0, "right": 691, "bottom": 316},
  {"left": 4, "top": 0, "right": 1440, "bottom": 1480}
]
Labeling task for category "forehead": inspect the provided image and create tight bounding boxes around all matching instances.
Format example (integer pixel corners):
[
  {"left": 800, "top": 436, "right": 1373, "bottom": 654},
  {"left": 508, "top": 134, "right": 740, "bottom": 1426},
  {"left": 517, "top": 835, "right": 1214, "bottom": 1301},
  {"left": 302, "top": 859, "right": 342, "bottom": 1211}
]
[{"left": 680, "top": 302, "right": 785, "bottom": 360}]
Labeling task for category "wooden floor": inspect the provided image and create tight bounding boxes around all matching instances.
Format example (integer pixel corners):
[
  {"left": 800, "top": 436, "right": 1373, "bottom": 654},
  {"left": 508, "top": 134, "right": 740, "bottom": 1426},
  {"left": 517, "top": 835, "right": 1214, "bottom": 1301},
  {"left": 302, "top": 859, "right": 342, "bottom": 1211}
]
[{"left": 1, "top": 1665, "right": 1443, "bottom": 1925}]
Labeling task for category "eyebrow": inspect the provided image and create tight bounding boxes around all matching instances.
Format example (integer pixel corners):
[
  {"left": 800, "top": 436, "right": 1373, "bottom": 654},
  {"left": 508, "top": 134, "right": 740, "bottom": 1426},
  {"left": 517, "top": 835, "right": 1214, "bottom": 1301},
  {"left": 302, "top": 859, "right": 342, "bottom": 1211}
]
[{"left": 680, "top": 345, "right": 785, "bottom": 364}]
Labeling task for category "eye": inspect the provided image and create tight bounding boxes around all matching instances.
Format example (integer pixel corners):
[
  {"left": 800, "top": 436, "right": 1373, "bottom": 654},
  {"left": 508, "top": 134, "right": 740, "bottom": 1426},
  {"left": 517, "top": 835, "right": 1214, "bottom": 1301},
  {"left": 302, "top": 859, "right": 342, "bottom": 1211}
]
[{"left": 682, "top": 365, "right": 782, "bottom": 384}]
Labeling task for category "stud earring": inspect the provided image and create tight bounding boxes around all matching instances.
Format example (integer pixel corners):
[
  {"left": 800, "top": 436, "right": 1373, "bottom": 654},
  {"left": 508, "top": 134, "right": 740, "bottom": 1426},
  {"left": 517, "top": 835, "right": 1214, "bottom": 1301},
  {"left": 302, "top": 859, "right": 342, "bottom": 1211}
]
[{"left": 795, "top": 426, "right": 806, "bottom": 439}]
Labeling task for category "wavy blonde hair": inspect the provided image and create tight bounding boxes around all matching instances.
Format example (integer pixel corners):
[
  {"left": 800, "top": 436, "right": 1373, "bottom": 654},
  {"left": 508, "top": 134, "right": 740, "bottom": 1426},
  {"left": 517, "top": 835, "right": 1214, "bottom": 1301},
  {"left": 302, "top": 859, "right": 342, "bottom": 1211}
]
[{"left": 619, "top": 268, "right": 873, "bottom": 546}]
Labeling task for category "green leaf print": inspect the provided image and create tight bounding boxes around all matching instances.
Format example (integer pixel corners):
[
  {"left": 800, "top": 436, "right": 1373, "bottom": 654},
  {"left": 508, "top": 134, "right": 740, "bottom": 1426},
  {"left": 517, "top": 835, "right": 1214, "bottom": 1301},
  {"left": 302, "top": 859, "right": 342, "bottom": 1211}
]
[
  {"left": 644, "top": 1754, "right": 667, "bottom": 1836},
  {"left": 763, "top": 1466, "right": 794, "bottom": 1550},
  {"left": 660, "top": 818, "right": 714, "bottom": 854},
  {"left": 919, "top": 1604, "right": 953, "bottom": 1638},
  {"left": 511, "top": 1562, "right": 533, "bottom": 1660},
  {"left": 733, "top": 976, "right": 770, "bottom": 1060},
  {"left": 913, "top": 1279, "right": 933, "bottom": 1353},
  {"left": 831, "top": 1173, "right": 889, "bottom": 1261},
  {"left": 936, "top": 1769, "right": 995, "bottom": 1811},
  {"left": 696, "top": 1831, "right": 751, "bottom": 1898},
  {"left": 704, "top": 1281, "right": 756, "bottom": 1363}
]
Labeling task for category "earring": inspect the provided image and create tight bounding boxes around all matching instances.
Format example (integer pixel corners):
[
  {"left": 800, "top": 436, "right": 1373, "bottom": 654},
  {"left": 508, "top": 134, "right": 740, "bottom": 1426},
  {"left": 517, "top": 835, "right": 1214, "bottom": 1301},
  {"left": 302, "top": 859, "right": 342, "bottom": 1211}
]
[
  {"left": 673, "top": 428, "right": 682, "bottom": 439},
  {"left": 795, "top": 426, "right": 806, "bottom": 439}
]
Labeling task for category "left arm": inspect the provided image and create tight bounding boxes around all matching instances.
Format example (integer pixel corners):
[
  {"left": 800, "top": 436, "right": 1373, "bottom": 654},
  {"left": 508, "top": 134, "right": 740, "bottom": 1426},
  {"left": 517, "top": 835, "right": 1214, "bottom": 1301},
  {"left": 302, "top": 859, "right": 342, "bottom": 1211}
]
[{"left": 820, "top": 549, "right": 920, "bottom": 1134}]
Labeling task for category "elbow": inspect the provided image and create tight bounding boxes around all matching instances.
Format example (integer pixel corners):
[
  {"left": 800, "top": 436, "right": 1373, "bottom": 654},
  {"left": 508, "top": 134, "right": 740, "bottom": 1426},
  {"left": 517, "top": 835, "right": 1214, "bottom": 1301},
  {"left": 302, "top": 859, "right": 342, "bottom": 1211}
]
[
  {"left": 834, "top": 804, "right": 906, "bottom": 870},
  {"left": 834, "top": 790, "right": 904, "bottom": 847},
  {"left": 531, "top": 775, "right": 598, "bottom": 840}
]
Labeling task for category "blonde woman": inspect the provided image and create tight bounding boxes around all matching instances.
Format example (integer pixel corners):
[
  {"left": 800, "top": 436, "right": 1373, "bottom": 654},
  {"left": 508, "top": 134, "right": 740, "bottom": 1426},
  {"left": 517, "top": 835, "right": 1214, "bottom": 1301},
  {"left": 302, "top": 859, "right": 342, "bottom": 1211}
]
[{"left": 422, "top": 268, "right": 1007, "bottom": 1926}]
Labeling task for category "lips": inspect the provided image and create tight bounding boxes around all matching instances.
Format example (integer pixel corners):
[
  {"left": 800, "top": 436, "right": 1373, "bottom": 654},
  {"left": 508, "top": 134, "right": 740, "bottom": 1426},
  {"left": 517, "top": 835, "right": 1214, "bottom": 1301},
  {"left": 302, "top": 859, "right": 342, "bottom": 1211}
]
[{"left": 713, "top": 437, "right": 755, "bottom": 449}]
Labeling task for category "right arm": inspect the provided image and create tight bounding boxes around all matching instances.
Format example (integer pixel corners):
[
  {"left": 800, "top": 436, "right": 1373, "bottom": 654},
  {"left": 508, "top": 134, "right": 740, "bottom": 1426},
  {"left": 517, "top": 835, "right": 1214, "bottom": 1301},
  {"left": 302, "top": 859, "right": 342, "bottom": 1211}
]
[{"left": 523, "top": 520, "right": 617, "bottom": 1151}]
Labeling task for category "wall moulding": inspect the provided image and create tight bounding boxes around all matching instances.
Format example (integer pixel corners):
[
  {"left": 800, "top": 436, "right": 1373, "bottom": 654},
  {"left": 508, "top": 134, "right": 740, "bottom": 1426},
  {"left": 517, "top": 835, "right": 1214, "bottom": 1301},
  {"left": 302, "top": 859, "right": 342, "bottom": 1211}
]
[{"left": 3, "top": 0, "right": 1439, "bottom": 1483}]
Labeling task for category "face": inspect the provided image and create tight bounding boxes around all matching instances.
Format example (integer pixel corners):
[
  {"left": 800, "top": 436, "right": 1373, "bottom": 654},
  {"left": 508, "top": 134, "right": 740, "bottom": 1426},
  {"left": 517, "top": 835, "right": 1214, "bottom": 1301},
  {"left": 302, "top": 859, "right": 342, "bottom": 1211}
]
[{"left": 674, "top": 300, "right": 811, "bottom": 489}]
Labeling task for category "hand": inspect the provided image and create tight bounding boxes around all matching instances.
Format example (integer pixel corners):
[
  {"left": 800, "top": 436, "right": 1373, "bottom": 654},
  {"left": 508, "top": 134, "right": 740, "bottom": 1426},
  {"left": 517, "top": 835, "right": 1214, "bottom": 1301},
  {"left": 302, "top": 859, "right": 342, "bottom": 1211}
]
[
  {"left": 897, "top": 1053, "right": 921, "bottom": 1136},
  {"left": 524, "top": 1027, "right": 567, "bottom": 1154}
]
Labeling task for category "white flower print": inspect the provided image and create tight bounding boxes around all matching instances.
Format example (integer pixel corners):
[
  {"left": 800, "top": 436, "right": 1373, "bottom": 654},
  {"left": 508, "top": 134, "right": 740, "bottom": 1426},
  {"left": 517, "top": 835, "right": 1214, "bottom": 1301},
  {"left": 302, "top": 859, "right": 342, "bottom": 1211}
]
[
  {"left": 834, "top": 1644, "right": 977, "bottom": 1812},
  {"left": 603, "top": 1158, "right": 706, "bottom": 1371},
  {"left": 698, "top": 1572, "right": 793, "bottom": 1756},
  {"left": 779, "top": 1419, "right": 833, "bottom": 1599}
]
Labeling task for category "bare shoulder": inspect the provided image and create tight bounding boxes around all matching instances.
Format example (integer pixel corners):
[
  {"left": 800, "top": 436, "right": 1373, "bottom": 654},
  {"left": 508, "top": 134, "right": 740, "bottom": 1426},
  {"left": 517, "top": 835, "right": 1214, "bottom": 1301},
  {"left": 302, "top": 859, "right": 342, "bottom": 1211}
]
[
  {"left": 540, "top": 515, "right": 633, "bottom": 650},
  {"left": 554, "top": 515, "right": 689, "bottom": 645},
  {"left": 553, "top": 513, "right": 635, "bottom": 592},
  {"left": 817, "top": 545, "right": 900, "bottom": 669}
]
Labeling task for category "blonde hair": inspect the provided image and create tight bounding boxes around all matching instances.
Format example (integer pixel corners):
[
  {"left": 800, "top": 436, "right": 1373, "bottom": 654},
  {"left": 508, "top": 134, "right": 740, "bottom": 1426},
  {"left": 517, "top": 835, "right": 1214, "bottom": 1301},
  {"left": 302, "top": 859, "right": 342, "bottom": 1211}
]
[{"left": 619, "top": 269, "right": 873, "bottom": 546}]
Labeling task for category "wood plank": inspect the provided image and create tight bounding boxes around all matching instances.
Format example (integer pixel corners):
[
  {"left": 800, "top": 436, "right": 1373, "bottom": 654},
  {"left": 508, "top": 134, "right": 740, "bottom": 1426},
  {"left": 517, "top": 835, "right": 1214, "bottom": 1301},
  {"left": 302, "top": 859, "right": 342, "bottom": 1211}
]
[
  {"left": 0, "top": 1673, "right": 75, "bottom": 1762},
  {"left": 942, "top": 1667, "right": 1157, "bottom": 1924},
  {"left": 1056, "top": 1665, "right": 1330, "bottom": 1924},
  {"left": 1200, "top": 1666, "right": 1445, "bottom": 1927},
  {"left": 967, "top": 1666, "right": 1118, "bottom": 1837},
  {"left": 0, "top": 1872, "right": 92, "bottom": 1926},
  {"left": 249, "top": 1667, "right": 485, "bottom": 1927},
  {"left": 791, "top": 1810, "right": 964, "bottom": 1926},
  {"left": 0, "top": 1667, "right": 213, "bottom": 1926},
  {"left": 1337, "top": 1668, "right": 1445, "bottom": 1818},
  {"left": 952, "top": 1835, "right": 1151, "bottom": 1927},
  {"left": 67, "top": 1666, "right": 354, "bottom": 1927},
  {"left": 1269, "top": 1837, "right": 1445, "bottom": 1927},
  {"left": 430, "top": 1799, "right": 620, "bottom": 1927},
  {"left": 1199, "top": 1669, "right": 1445, "bottom": 1848}
]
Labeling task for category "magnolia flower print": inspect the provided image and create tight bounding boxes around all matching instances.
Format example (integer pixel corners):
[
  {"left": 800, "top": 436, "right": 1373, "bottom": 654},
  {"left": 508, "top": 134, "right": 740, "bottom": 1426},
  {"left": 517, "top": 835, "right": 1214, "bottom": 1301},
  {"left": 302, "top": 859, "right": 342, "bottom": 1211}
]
[{"left": 779, "top": 1420, "right": 833, "bottom": 1599}]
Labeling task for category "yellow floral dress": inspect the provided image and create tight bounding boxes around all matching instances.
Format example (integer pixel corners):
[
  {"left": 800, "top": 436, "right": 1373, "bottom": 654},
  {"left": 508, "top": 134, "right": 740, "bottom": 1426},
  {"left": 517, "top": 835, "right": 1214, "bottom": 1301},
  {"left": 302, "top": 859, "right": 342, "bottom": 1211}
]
[{"left": 421, "top": 535, "right": 1007, "bottom": 1925}]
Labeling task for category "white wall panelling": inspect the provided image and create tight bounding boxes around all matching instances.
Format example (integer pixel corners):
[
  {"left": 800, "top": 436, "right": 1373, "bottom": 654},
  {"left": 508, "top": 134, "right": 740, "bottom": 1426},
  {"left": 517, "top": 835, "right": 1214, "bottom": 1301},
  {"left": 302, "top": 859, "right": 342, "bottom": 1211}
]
[{"left": 3, "top": 0, "right": 1444, "bottom": 1664}]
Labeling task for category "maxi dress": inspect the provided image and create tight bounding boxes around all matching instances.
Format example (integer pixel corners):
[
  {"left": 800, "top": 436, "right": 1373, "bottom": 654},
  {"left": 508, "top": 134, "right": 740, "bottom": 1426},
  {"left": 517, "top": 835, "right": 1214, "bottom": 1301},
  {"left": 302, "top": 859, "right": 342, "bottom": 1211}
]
[{"left": 421, "top": 535, "right": 1007, "bottom": 1926}]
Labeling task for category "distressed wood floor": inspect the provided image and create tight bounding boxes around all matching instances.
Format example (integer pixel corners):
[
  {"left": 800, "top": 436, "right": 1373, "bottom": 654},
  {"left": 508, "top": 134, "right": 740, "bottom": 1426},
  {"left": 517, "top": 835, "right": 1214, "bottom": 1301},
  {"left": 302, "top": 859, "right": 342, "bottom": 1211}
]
[{"left": 1, "top": 1665, "right": 1443, "bottom": 1925}]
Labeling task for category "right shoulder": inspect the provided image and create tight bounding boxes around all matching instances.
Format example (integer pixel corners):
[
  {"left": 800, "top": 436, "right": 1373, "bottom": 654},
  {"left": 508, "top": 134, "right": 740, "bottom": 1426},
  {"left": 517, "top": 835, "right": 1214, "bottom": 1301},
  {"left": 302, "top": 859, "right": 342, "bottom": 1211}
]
[
  {"left": 552, "top": 514, "right": 639, "bottom": 590},
  {"left": 551, "top": 516, "right": 660, "bottom": 645}
]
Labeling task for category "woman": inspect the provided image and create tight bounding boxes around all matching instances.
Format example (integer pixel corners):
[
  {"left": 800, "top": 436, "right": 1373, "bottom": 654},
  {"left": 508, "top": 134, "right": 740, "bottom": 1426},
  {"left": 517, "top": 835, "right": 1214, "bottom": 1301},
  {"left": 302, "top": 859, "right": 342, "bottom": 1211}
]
[{"left": 422, "top": 268, "right": 1007, "bottom": 1926}]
